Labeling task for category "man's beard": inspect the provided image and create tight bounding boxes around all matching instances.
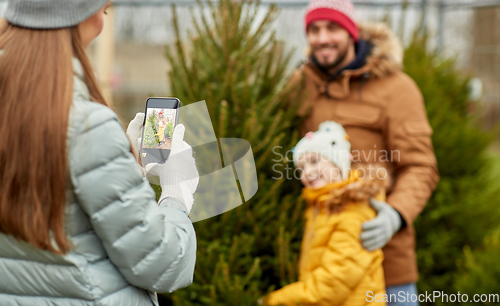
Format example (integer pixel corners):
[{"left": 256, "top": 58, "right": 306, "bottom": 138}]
[{"left": 314, "top": 44, "right": 349, "bottom": 72}]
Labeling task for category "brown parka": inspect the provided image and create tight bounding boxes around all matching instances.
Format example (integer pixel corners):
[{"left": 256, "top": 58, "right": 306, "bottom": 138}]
[{"left": 289, "top": 22, "right": 439, "bottom": 286}]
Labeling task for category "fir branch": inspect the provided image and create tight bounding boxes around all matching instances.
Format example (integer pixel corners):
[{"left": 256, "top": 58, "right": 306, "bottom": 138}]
[
  {"left": 241, "top": 257, "right": 261, "bottom": 288},
  {"left": 253, "top": 111, "right": 283, "bottom": 153},
  {"left": 218, "top": 100, "right": 228, "bottom": 138}
]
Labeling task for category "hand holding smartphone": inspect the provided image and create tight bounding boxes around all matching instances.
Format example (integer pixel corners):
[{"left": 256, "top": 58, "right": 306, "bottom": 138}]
[{"left": 140, "top": 97, "right": 181, "bottom": 165}]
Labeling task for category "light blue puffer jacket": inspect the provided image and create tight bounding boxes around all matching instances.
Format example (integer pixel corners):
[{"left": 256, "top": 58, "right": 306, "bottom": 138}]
[{"left": 0, "top": 58, "right": 197, "bottom": 305}]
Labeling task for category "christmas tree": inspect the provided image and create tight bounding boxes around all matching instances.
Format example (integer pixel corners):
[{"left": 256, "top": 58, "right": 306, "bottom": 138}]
[
  {"left": 144, "top": 112, "right": 160, "bottom": 148},
  {"left": 165, "top": 121, "right": 174, "bottom": 140},
  {"left": 404, "top": 32, "right": 500, "bottom": 304},
  {"left": 162, "top": 0, "right": 306, "bottom": 304}
]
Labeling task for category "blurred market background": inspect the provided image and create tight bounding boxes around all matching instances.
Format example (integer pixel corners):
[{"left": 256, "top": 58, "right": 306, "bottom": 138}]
[
  {"left": 2, "top": 0, "right": 498, "bottom": 133},
  {"left": 2, "top": 1, "right": 500, "bottom": 305},
  {"left": 112, "top": 0, "right": 496, "bottom": 142},
  {"left": 97, "top": 0, "right": 500, "bottom": 143}
]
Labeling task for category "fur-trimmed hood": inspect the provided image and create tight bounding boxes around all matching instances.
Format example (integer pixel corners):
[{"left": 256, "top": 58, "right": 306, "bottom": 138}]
[
  {"left": 301, "top": 165, "right": 388, "bottom": 214},
  {"left": 359, "top": 22, "right": 403, "bottom": 78}
]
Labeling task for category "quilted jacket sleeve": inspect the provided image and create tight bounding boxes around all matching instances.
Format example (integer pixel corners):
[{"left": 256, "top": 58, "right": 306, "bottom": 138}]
[
  {"left": 68, "top": 101, "right": 196, "bottom": 293},
  {"left": 265, "top": 214, "right": 374, "bottom": 306}
]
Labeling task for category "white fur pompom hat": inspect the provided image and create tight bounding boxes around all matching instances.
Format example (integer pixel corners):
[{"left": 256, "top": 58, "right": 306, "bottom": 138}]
[{"left": 293, "top": 121, "right": 352, "bottom": 180}]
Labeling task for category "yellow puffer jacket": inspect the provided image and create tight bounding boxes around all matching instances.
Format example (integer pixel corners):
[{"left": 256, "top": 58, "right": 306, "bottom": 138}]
[{"left": 266, "top": 179, "right": 386, "bottom": 306}]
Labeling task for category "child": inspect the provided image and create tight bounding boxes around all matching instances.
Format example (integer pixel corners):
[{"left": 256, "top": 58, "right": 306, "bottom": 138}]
[
  {"left": 157, "top": 111, "right": 166, "bottom": 145},
  {"left": 264, "top": 121, "right": 387, "bottom": 306}
]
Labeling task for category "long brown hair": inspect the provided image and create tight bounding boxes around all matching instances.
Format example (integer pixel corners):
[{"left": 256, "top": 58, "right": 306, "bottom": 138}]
[{"left": 0, "top": 19, "right": 109, "bottom": 254}]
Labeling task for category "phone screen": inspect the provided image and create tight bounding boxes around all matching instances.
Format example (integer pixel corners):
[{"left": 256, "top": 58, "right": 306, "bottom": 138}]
[
  {"left": 142, "top": 108, "right": 177, "bottom": 150},
  {"left": 140, "top": 98, "right": 180, "bottom": 165}
]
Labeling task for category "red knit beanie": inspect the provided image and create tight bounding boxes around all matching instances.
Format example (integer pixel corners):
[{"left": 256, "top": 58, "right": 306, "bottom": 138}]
[{"left": 305, "top": 0, "right": 359, "bottom": 42}]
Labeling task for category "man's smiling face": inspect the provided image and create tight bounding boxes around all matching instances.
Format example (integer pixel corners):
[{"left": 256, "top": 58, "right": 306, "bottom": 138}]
[{"left": 307, "top": 20, "right": 353, "bottom": 70}]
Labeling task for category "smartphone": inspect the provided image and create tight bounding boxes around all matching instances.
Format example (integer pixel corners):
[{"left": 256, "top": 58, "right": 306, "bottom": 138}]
[{"left": 140, "top": 97, "right": 181, "bottom": 165}]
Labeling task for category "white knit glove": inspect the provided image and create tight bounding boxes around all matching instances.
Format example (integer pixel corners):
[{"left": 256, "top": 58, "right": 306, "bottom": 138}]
[
  {"left": 126, "top": 112, "right": 144, "bottom": 156},
  {"left": 360, "top": 198, "right": 402, "bottom": 251},
  {"left": 145, "top": 124, "right": 199, "bottom": 214}
]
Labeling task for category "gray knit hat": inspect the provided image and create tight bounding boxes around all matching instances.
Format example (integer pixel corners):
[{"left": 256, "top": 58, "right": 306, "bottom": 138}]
[{"left": 4, "top": 0, "right": 110, "bottom": 29}]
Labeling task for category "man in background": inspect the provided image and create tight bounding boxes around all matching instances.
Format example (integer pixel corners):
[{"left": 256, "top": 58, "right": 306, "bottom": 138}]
[{"left": 289, "top": 0, "right": 439, "bottom": 304}]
